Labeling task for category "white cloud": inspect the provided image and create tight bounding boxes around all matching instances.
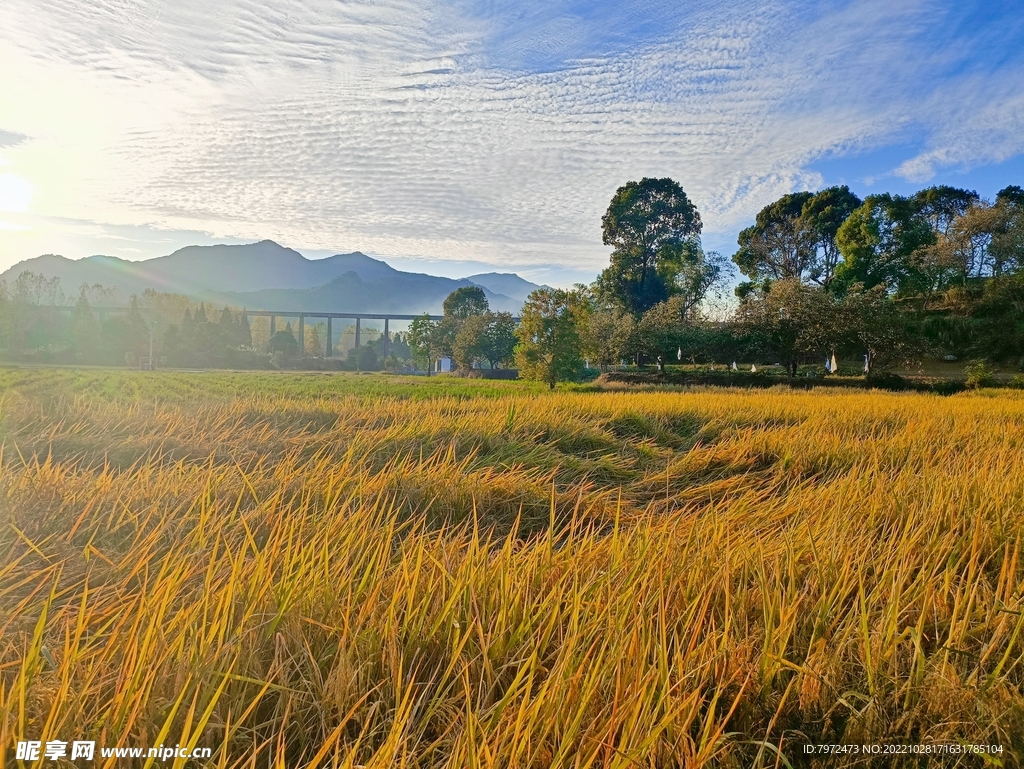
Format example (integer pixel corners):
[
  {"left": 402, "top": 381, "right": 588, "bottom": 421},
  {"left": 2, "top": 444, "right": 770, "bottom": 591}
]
[
  {"left": 895, "top": 83, "right": 1024, "bottom": 184},
  {"left": 0, "top": 0, "right": 1022, "bottom": 276}
]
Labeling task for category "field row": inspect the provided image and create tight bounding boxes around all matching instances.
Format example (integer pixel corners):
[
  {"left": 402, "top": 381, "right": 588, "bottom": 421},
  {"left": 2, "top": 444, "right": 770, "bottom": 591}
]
[{"left": 1, "top": 372, "right": 1022, "bottom": 766}]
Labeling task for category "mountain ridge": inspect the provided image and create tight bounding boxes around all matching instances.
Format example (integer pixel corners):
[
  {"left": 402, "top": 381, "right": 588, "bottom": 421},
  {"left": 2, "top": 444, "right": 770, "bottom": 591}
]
[{"left": 1, "top": 241, "right": 542, "bottom": 314}]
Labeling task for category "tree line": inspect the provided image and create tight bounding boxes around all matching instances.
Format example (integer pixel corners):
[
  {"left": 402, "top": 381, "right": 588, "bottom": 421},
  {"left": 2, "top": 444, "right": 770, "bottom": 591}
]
[
  {"left": 3, "top": 176, "right": 1022, "bottom": 381},
  {"left": 495, "top": 178, "right": 1024, "bottom": 387},
  {"left": 0, "top": 280, "right": 421, "bottom": 371}
]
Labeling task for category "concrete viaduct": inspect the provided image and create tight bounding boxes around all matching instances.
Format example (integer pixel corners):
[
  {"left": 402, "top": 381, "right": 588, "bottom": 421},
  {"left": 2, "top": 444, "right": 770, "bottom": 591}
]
[
  {"left": 69, "top": 308, "right": 518, "bottom": 358},
  {"left": 245, "top": 311, "right": 445, "bottom": 357}
]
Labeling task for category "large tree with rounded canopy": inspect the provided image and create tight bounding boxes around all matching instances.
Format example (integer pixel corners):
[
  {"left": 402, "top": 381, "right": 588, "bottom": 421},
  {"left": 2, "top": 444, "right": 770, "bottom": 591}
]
[{"left": 596, "top": 177, "right": 704, "bottom": 317}]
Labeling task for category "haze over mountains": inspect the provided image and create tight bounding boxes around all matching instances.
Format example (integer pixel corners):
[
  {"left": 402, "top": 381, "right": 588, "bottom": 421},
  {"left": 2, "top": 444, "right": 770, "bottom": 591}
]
[{"left": 0, "top": 241, "right": 544, "bottom": 314}]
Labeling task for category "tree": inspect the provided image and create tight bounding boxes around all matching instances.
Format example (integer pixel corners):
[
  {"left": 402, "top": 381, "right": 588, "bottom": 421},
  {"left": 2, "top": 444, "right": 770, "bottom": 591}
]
[
  {"left": 239, "top": 310, "right": 252, "bottom": 347},
  {"left": 670, "top": 250, "right": 731, "bottom": 318},
  {"left": 162, "top": 324, "right": 182, "bottom": 362},
  {"left": 734, "top": 192, "right": 815, "bottom": 285},
  {"left": 734, "top": 187, "right": 861, "bottom": 289},
  {"left": 515, "top": 288, "right": 584, "bottom": 388},
  {"left": 944, "top": 202, "right": 1004, "bottom": 281},
  {"left": 451, "top": 312, "right": 521, "bottom": 370},
  {"left": 443, "top": 286, "right": 489, "bottom": 319},
  {"left": 305, "top": 322, "right": 324, "bottom": 356},
  {"left": 736, "top": 279, "right": 840, "bottom": 376},
  {"left": 481, "top": 312, "right": 517, "bottom": 369},
  {"left": 577, "top": 306, "right": 620, "bottom": 370},
  {"left": 997, "top": 185, "right": 1024, "bottom": 207},
  {"left": 841, "top": 285, "right": 925, "bottom": 371},
  {"left": 452, "top": 314, "right": 488, "bottom": 370},
  {"left": 347, "top": 344, "right": 380, "bottom": 371},
  {"left": 636, "top": 296, "right": 709, "bottom": 363},
  {"left": 597, "top": 177, "right": 704, "bottom": 316},
  {"left": 835, "top": 194, "right": 933, "bottom": 294},
  {"left": 126, "top": 296, "right": 150, "bottom": 355},
  {"left": 12, "top": 270, "right": 65, "bottom": 306},
  {"left": 269, "top": 325, "right": 297, "bottom": 354},
  {"left": 801, "top": 186, "right": 863, "bottom": 288},
  {"left": 408, "top": 313, "right": 442, "bottom": 372},
  {"left": 71, "top": 288, "right": 100, "bottom": 359},
  {"left": 905, "top": 186, "right": 985, "bottom": 293},
  {"left": 914, "top": 186, "right": 979, "bottom": 239},
  {"left": 992, "top": 187, "right": 1024, "bottom": 274}
]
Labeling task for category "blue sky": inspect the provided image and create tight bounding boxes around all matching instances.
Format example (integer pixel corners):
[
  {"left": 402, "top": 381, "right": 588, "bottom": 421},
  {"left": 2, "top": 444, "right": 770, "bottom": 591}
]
[{"left": 1, "top": 0, "right": 1022, "bottom": 286}]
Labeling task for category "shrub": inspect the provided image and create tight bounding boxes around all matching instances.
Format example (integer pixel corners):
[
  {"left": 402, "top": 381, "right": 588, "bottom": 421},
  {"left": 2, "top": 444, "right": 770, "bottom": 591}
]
[
  {"left": 965, "top": 360, "right": 998, "bottom": 389},
  {"left": 865, "top": 371, "right": 907, "bottom": 391}
]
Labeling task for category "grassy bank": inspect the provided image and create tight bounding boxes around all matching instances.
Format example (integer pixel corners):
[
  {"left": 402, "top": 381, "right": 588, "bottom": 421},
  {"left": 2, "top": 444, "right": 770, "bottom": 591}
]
[{"left": 1, "top": 371, "right": 1022, "bottom": 766}]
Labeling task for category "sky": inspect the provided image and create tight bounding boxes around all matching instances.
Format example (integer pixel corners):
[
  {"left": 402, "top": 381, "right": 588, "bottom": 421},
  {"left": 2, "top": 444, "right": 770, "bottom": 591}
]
[{"left": 1, "top": 0, "right": 1023, "bottom": 287}]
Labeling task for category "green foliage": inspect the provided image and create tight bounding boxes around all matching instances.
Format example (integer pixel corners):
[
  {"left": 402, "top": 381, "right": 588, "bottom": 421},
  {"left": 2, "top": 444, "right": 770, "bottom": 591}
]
[
  {"left": 801, "top": 186, "right": 864, "bottom": 287},
  {"left": 442, "top": 285, "right": 489, "bottom": 319},
  {"left": 834, "top": 194, "right": 934, "bottom": 293},
  {"left": 269, "top": 327, "right": 298, "bottom": 354},
  {"left": 597, "top": 177, "right": 704, "bottom": 316},
  {"left": 71, "top": 289, "right": 100, "bottom": 359},
  {"left": 452, "top": 313, "right": 489, "bottom": 370},
  {"left": 577, "top": 305, "right": 636, "bottom": 369},
  {"left": 515, "top": 288, "right": 584, "bottom": 388},
  {"left": 864, "top": 371, "right": 909, "bottom": 391},
  {"left": 992, "top": 187, "right": 1024, "bottom": 274},
  {"left": 407, "top": 313, "right": 440, "bottom": 369},
  {"left": 914, "top": 185, "right": 979, "bottom": 237},
  {"left": 481, "top": 311, "right": 517, "bottom": 369},
  {"left": 842, "top": 284, "right": 929, "bottom": 370},
  {"left": 347, "top": 344, "right": 381, "bottom": 371},
  {"left": 411, "top": 290, "right": 517, "bottom": 372},
  {"left": 734, "top": 191, "right": 814, "bottom": 283},
  {"left": 733, "top": 186, "right": 861, "bottom": 289},
  {"left": 965, "top": 360, "right": 999, "bottom": 389},
  {"left": 736, "top": 279, "right": 840, "bottom": 375}
]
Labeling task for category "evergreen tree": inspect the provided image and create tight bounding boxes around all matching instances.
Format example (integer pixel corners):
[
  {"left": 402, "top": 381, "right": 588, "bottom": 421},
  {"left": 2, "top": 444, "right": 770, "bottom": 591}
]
[
  {"left": 597, "top": 177, "right": 704, "bottom": 316},
  {"left": 240, "top": 310, "right": 252, "bottom": 347},
  {"left": 72, "top": 288, "right": 100, "bottom": 359}
]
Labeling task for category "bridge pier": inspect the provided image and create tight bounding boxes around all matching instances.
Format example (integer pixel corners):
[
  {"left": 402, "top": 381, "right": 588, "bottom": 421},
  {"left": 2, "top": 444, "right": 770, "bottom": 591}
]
[
  {"left": 297, "top": 315, "right": 304, "bottom": 354},
  {"left": 270, "top": 315, "right": 276, "bottom": 337},
  {"left": 383, "top": 318, "right": 389, "bottom": 357},
  {"left": 355, "top": 318, "right": 360, "bottom": 349},
  {"left": 326, "top": 317, "right": 332, "bottom": 357}
]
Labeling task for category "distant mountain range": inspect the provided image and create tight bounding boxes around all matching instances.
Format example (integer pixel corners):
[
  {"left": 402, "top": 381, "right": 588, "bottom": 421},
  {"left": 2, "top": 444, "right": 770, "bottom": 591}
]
[{"left": 1, "top": 240, "right": 545, "bottom": 314}]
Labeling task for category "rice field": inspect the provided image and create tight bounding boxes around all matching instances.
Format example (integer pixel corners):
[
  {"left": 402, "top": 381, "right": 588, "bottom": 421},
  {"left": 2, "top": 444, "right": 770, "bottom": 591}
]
[{"left": 1, "top": 369, "right": 1022, "bottom": 767}]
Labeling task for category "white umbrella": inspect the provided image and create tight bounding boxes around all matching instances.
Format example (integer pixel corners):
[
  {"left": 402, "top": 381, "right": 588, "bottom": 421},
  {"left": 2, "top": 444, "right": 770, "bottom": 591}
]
[{"left": 830, "top": 353, "right": 839, "bottom": 374}]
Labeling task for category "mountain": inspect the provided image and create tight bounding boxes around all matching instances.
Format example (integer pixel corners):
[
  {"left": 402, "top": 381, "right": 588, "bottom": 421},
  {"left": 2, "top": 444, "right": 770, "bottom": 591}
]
[
  {"left": 219, "top": 271, "right": 525, "bottom": 315},
  {"left": 0, "top": 241, "right": 542, "bottom": 314},
  {"left": 466, "top": 273, "right": 549, "bottom": 304}
]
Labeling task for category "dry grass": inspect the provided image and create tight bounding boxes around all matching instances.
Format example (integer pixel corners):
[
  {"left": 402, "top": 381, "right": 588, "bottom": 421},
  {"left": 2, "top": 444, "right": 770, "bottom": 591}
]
[{"left": 1, "top": 371, "right": 1022, "bottom": 767}]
